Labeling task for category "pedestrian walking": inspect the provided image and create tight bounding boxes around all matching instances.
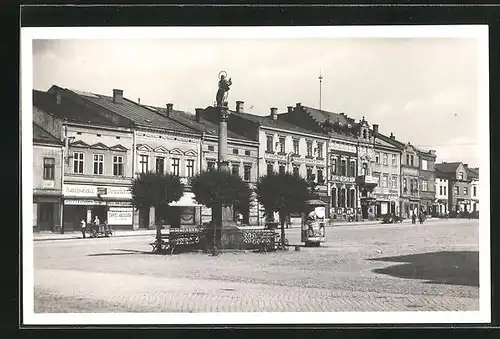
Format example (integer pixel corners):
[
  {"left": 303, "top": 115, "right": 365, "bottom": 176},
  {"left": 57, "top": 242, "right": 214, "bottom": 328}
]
[
  {"left": 80, "top": 219, "right": 86, "bottom": 239},
  {"left": 237, "top": 212, "right": 243, "bottom": 226},
  {"left": 411, "top": 210, "right": 416, "bottom": 224}
]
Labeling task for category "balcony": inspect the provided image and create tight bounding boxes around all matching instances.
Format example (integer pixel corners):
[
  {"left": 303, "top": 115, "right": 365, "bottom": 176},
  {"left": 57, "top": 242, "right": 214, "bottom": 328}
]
[{"left": 356, "top": 175, "right": 378, "bottom": 187}]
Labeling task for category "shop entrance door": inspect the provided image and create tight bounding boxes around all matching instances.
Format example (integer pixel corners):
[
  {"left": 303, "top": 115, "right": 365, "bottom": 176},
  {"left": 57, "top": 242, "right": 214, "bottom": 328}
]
[
  {"left": 91, "top": 205, "right": 107, "bottom": 224},
  {"left": 38, "top": 203, "right": 54, "bottom": 231}
]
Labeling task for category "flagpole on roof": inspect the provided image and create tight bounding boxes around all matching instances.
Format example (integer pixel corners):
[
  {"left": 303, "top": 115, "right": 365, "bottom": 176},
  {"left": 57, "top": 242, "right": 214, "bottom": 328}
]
[{"left": 318, "top": 69, "right": 323, "bottom": 111}]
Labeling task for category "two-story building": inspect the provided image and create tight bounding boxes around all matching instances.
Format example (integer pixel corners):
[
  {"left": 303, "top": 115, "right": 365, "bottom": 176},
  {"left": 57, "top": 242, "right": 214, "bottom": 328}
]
[
  {"left": 46, "top": 86, "right": 203, "bottom": 229},
  {"left": 200, "top": 102, "right": 329, "bottom": 222},
  {"left": 372, "top": 124, "right": 401, "bottom": 218},
  {"left": 33, "top": 89, "right": 136, "bottom": 231},
  {"left": 144, "top": 103, "right": 260, "bottom": 225},
  {"left": 435, "top": 162, "right": 472, "bottom": 215},
  {"left": 418, "top": 149, "right": 437, "bottom": 215},
  {"left": 435, "top": 169, "right": 449, "bottom": 216},
  {"left": 33, "top": 122, "right": 64, "bottom": 232}
]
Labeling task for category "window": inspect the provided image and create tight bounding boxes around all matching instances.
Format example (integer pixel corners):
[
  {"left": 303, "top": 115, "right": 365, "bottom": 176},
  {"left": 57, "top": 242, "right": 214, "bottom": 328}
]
[
  {"left": 383, "top": 153, "right": 388, "bottom": 166},
  {"left": 207, "top": 161, "right": 216, "bottom": 171},
  {"left": 93, "top": 154, "right": 104, "bottom": 175},
  {"left": 440, "top": 186, "right": 443, "bottom": 195},
  {"left": 208, "top": 145, "right": 215, "bottom": 151},
  {"left": 43, "top": 157, "right": 55, "bottom": 180},
  {"left": 139, "top": 155, "right": 149, "bottom": 173},
  {"left": 459, "top": 171, "right": 464, "bottom": 180},
  {"left": 156, "top": 157, "right": 164, "bottom": 174},
  {"left": 306, "top": 141, "right": 313, "bottom": 157},
  {"left": 171, "top": 158, "right": 180, "bottom": 176},
  {"left": 374, "top": 174, "right": 380, "bottom": 186},
  {"left": 245, "top": 150, "right": 250, "bottom": 156},
  {"left": 266, "top": 135, "right": 274, "bottom": 152},
  {"left": 410, "top": 155, "right": 414, "bottom": 167},
  {"left": 232, "top": 163, "right": 240, "bottom": 176},
  {"left": 306, "top": 167, "right": 313, "bottom": 181},
  {"left": 422, "top": 180, "right": 428, "bottom": 191},
  {"left": 317, "top": 142, "right": 323, "bottom": 158},
  {"left": 464, "top": 187, "right": 468, "bottom": 195},
  {"left": 186, "top": 159, "right": 195, "bottom": 177},
  {"left": 341, "top": 159, "right": 347, "bottom": 176},
  {"left": 113, "top": 156, "right": 124, "bottom": 176},
  {"left": 363, "top": 130, "right": 367, "bottom": 139},
  {"left": 267, "top": 163, "right": 274, "bottom": 175},
  {"left": 244, "top": 165, "right": 251, "bottom": 181},
  {"left": 279, "top": 137, "right": 286, "bottom": 153},
  {"left": 293, "top": 139, "right": 299, "bottom": 155},
  {"left": 73, "top": 152, "right": 84, "bottom": 174},
  {"left": 331, "top": 158, "right": 337, "bottom": 175},
  {"left": 444, "top": 186, "right": 447, "bottom": 196},
  {"left": 454, "top": 186, "right": 459, "bottom": 195},
  {"left": 278, "top": 164, "right": 286, "bottom": 174},
  {"left": 421, "top": 159, "right": 428, "bottom": 171},
  {"left": 349, "top": 161, "right": 356, "bottom": 177},
  {"left": 391, "top": 175, "right": 397, "bottom": 188},
  {"left": 403, "top": 178, "right": 407, "bottom": 192},
  {"left": 317, "top": 168, "right": 324, "bottom": 184},
  {"left": 293, "top": 165, "right": 300, "bottom": 176},
  {"left": 382, "top": 174, "right": 388, "bottom": 188},
  {"left": 473, "top": 186, "right": 477, "bottom": 197},
  {"left": 375, "top": 152, "right": 380, "bottom": 164},
  {"left": 406, "top": 154, "right": 410, "bottom": 166},
  {"left": 392, "top": 154, "right": 397, "bottom": 167},
  {"left": 233, "top": 148, "right": 239, "bottom": 155}
]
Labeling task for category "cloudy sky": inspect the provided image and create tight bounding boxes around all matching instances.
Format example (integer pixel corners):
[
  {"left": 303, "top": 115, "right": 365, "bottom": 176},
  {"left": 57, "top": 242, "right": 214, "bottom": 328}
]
[{"left": 32, "top": 37, "right": 480, "bottom": 167}]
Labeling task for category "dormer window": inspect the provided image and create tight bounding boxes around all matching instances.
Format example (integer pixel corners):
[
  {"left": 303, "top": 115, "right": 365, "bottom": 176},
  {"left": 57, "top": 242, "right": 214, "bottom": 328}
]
[{"left": 363, "top": 130, "right": 367, "bottom": 139}]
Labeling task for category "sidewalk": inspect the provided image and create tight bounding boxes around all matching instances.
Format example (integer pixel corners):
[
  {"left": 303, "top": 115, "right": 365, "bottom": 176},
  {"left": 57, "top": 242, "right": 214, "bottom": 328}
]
[{"left": 33, "top": 229, "right": 157, "bottom": 242}]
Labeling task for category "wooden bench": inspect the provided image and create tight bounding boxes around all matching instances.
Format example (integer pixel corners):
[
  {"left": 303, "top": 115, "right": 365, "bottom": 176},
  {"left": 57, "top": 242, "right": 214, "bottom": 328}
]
[
  {"left": 149, "top": 233, "right": 170, "bottom": 253},
  {"left": 151, "top": 229, "right": 205, "bottom": 254}
]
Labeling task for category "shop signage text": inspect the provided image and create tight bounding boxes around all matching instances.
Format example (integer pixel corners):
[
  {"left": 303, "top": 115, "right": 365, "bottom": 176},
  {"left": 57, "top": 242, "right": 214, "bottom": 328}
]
[
  {"left": 64, "top": 184, "right": 97, "bottom": 197},
  {"left": 107, "top": 207, "right": 133, "bottom": 225},
  {"left": 64, "top": 199, "right": 106, "bottom": 205}
]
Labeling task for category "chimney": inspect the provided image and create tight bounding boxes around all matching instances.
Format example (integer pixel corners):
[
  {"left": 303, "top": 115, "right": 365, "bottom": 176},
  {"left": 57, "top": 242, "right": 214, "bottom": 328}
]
[
  {"left": 166, "top": 103, "right": 173, "bottom": 117},
  {"left": 138, "top": 98, "right": 141, "bottom": 104},
  {"left": 372, "top": 124, "right": 379, "bottom": 135},
  {"left": 287, "top": 106, "right": 293, "bottom": 113},
  {"left": 390, "top": 132, "right": 395, "bottom": 140},
  {"left": 429, "top": 149, "right": 436, "bottom": 155},
  {"left": 270, "top": 107, "right": 278, "bottom": 120},
  {"left": 56, "top": 92, "right": 62, "bottom": 104},
  {"left": 464, "top": 163, "right": 468, "bottom": 168},
  {"left": 235, "top": 101, "right": 244, "bottom": 113},
  {"left": 296, "top": 102, "right": 301, "bottom": 107},
  {"left": 195, "top": 108, "right": 203, "bottom": 122},
  {"left": 112, "top": 89, "right": 123, "bottom": 104}
]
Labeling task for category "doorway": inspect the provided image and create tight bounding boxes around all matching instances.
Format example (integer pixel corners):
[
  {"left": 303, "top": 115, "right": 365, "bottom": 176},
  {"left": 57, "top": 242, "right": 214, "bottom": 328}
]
[{"left": 38, "top": 203, "right": 54, "bottom": 231}]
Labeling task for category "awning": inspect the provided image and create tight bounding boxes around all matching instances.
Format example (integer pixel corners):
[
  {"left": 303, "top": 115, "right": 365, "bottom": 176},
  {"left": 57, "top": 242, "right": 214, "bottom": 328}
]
[{"left": 169, "top": 192, "right": 203, "bottom": 207}]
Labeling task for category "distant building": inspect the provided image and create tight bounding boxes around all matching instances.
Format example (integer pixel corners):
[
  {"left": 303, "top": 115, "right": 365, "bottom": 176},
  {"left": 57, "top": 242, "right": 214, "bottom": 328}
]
[
  {"left": 434, "top": 162, "right": 473, "bottom": 215},
  {"left": 466, "top": 166, "right": 479, "bottom": 216},
  {"left": 32, "top": 122, "right": 64, "bottom": 232},
  {"left": 418, "top": 149, "right": 437, "bottom": 216},
  {"left": 435, "top": 169, "right": 449, "bottom": 216}
]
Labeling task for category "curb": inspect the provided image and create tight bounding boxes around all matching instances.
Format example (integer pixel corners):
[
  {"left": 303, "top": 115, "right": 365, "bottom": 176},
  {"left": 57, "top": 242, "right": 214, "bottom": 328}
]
[{"left": 33, "top": 232, "right": 156, "bottom": 242}]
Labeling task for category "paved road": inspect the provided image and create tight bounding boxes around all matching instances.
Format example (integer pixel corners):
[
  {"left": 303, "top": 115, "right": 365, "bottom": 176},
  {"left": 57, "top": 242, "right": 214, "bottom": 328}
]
[{"left": 33, "top": 219, "right": 480, "bottom": 313}]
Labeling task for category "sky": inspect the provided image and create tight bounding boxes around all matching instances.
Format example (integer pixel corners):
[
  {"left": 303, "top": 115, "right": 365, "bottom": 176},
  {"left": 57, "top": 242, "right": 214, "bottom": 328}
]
[{"left": 32, "top": 37, "right": 480, "bottom": 167}]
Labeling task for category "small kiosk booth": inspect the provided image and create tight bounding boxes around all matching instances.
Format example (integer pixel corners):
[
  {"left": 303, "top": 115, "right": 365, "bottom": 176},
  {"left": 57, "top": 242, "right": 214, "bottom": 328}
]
[{"left": 301, "top": 199, "right": 326, "bottom": 247}]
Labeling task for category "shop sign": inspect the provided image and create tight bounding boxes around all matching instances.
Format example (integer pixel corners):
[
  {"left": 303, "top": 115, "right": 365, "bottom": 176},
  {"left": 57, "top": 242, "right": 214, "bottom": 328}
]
[
  {"left": 107, "top": 207, "right": 133, "bottom": 225},
  {"left": 101, "top": 186, "right": 132, "bottom": 199},
  {"left": 63, "top": 184, "right": 97, "bottom": 197},
  {"left": 64, "top": 199, "right": 106, "bottom": 205},
  {"left": 107, "top": 201, "right": 133, "bottom": 207},
  {"left": 42, "top": 180, "right": 55, "bottom": 189}
]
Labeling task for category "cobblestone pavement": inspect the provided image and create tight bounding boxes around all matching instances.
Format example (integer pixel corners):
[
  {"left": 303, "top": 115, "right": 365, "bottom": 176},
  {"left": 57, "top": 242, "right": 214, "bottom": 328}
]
[{"left": 33, "top": 219, "right": 480, "bottom": 313}]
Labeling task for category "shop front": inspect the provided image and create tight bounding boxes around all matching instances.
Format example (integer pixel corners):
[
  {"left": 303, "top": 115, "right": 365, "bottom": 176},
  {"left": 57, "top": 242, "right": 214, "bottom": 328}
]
[
  {"left": 62, "top": 184, "right": 135, "bottom": 231},
  {"left": 33, "top": 193, "right": 62, "bottom": 232},
  {"left": 168, "top": 192, "right": 202, "bottom": 229}
]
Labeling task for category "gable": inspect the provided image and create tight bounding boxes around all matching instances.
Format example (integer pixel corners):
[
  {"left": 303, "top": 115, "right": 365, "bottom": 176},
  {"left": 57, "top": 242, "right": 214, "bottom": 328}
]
[
  {"left": 136, "top": 144, "right": 154, "bottom": 152},
  {"left": 456, "top": 163, "right": 467, "bottom": 180},
  {"left": 109, "top": 144, "right": 128, "bottom": 152},
  {"left": 70, "top": 140, "right": 90, "bottom": 148},
  {"left": 154, "top": 146, "right": 169, "bottom": 153},
  {"left": 184, "top": 149, "right": 198, "bottom": 157},
  {"left": 90, "top": 142, "right": 109, "bottom": 150},
  {"left": 170, "top": 148, "right": 183, "bottom": 155}
]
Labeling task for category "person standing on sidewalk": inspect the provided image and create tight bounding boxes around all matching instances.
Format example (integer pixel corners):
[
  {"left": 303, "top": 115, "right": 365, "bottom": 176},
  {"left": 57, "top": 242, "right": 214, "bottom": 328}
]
[
  {"left": 411, "top": 210, "right": 416, "bottom": 224},
  {"left": 80, "top": 219, "right": 86, "bottom": 239}
]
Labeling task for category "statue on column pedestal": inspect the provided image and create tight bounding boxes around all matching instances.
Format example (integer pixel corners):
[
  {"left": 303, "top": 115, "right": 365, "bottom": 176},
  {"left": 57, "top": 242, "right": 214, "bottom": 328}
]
[{"left": 216, "top": 71, "right": 232, "bottom": 108}]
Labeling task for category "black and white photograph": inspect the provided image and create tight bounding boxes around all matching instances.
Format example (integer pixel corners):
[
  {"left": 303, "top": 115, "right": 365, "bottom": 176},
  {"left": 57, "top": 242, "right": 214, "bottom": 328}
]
[{"left": 21, "top": 25, "right": 490, "bottom": 325}]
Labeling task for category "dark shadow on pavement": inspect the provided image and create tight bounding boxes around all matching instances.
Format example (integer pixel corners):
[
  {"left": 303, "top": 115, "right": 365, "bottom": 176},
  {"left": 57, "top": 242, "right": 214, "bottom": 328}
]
[
  {"left": 87, "top": 249, "right": 153, "bottom": 256},
  {"left": 367, "top": 251, "right": 479, "bottom": 287}
]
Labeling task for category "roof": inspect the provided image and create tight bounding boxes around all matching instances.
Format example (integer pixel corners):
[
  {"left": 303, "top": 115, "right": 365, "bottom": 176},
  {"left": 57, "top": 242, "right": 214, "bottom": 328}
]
[
  {"left": 58, "top": 87, "right": 200, "bottom": 135},
  {"left": 233, "top": 111, "right": 327, "bottom": 138},
  {"left": 33, "top": 90, "right": 122, "bottom": 127},
  {"left": 435, "top": 162, "right": 461, "bottom": 174},
  {"left": 466, "top": 167, "right": 479, "bottom": 179},
  {"left": 374, "top": 136, "right": 400, "bottom": 150},
  {"left": 300, "top": 105, "right": 352, "bottom": 126},
  {"left": 33, "top": 123, "right": 63, "bottom": 145},
  {"left": 144, "top": 105, "right": 252, "bottom": 141}
]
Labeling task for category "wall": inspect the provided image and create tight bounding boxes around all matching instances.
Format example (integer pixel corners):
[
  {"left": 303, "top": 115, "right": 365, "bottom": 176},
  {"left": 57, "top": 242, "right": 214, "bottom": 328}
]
[
  {"left": 33, "top": 106, "right": 63, "bottom": 139},
  {"left": 372, "top": 147, "right": 400, "bottom": 197},
  {"left": 33, "top": 144, "right": 63, "bottom": 191}
]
